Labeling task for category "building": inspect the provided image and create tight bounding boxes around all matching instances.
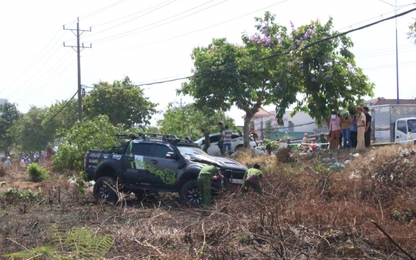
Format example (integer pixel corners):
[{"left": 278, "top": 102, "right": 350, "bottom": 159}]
[
  {"left": 248, "top": 108, "right": 319, "bottom": 141},
  {"left": 364, "top": 97, "right": 416, "bottom": 107}
]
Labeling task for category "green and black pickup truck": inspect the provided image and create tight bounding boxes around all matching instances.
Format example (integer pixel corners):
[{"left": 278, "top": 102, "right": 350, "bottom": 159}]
[{"left": 84, "top": 134, "right": 247, "bottom": 206}]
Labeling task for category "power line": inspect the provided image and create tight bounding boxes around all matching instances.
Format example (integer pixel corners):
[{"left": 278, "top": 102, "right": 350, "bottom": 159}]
[
  {"left": 87, "top": 0, "right": 226, "bottom": 44},
  {"left": 43, "top": 90, "right": 78, "bottom": 126},
  {"left": 88, "top": 0, "right": 289, "bottom": 56},
  {"left": 128, "top": 7, "right": 416, "bottom": 88}
]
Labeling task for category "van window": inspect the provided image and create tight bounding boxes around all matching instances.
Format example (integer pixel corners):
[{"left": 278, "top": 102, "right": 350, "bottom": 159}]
[{"left": 397, "top": 120, "right": 407, "bottom": 134}]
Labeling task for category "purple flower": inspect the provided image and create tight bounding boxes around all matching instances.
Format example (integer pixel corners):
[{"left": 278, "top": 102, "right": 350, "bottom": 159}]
[
  {"left": 311, "top": 77, "right": 316, "bottom": 82},
  {"left": 294, "top": 60, "right": 299, "bottom": 65},
  {"left": 318, "top": 64, "right": 323, "bottom": 73},
  {"left": 265, "top": 21, "right": 269, "bottom": 26},
  {"left": 287, "top": 62, "right": 292, "bottom": 67},
  {"left": 276, "top": 82, "right": 280, "bottom": 87},
  {"left": 262, "top": 28, "right": 269, "bottom": 36},
  {"left": 263, "top": 36, "right": 271, "bottom": 46},
  {"left": 303, "top": 28, "right": 313, "bottom": 39},
  {"left": 290, "top": 21, "right": 294, "bottom": 29},
  {"left": 347, "top": 63, "right": 355, "bottom": 71}
]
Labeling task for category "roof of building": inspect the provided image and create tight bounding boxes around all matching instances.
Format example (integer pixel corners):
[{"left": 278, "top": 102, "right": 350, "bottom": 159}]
[{"left": 365, "top": 97, "right": 416, "bottom": 106}]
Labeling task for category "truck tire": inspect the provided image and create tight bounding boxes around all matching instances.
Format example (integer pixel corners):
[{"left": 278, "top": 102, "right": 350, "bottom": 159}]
[
  {"left": 93, "top": 177, "right": 119, "bottom": 203},
  {"left": 179, "top": 179, "right": 201, "bottom": 207}
]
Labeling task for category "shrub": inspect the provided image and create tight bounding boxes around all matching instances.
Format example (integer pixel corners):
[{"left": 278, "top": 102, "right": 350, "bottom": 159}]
[
  {"left": 28, "top": 163, "right": 49, "bottom": 182},
  {"left": 275, "top": 147, "right": 293, "bottom": 163}
]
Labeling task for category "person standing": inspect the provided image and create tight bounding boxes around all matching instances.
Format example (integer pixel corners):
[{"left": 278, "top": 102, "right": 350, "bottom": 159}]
[
  {"left": 218, "top": 122, "right": 225, "bottom": 155},
  {"left": 241, "top": 163, "right": 263, "bottom": 195},
  {"left": 222, "top": 125, "right": 232, "bottom": 155},
  {"left": 349, "top": 111, "right": 358, "bottom": 148},
  {"left": 4, "top": 156, "right": 11, "bottom": 169},
  {"left": 201, "top": 129, "right": 210, "bottom": 153},
  {"left": 363, "top": 106, "right": 372, "bottom": 148},
  {"left": 197, "top": 164, "right": 223, "bottom": 208},
  {"left": 328, "top": 111, "right": 341, "bottom": 150},
  {"left": 340, "top": 112, "right": 352, "bottom": 148},
  {"left": 356, "top": 107, "right": 366, "bottom": 151}
]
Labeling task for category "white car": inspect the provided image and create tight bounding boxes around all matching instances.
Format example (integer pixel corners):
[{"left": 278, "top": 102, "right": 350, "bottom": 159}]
[{"left": 194, "top": 133, "right": 258, "bottom": 156}]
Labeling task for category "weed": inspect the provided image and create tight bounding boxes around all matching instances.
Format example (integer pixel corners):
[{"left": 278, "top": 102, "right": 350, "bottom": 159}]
[{"left": 27, "top": 163, "right": 49, "bottom": 182}]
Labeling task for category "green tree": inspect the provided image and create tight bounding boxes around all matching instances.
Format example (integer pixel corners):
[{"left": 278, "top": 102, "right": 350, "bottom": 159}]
[
  {"left": 12, "top": 106, "right": 55, "bottom": 153},
  {"left": 180, "top": 12, "right": 374, "bottom": 146},
  {"left": 275, "top": 17, "right": 374, "bottom": 124},
  {"left": 53, "top": 115, "right": 124, "bottom": 171},
  {"left": 83, "top": 77, "right": 157, "bottom": 128},
  {"left": 43, "top": 99, "right": 79, "bottom": 139},
  {"left": 0, "top": 102, "right": 21, "bottom": 155},
  {"left": 157, "top": 103, "right": 236, "bottom": 140}
]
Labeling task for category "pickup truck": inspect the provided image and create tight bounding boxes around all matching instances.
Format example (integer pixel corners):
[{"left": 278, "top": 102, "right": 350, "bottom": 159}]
[{"left": 84, "top": 134, "right": 247, "bottom": 206}]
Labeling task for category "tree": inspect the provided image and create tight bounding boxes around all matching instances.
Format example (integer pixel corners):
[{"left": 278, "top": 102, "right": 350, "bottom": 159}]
[
  {"left": 43, "top": 99, "right": 79, "bottom": 139},
  {"left": 12, "top": 106, "right": 56, "bottom": 153},
  {"left": 181, "top": 12, "right": 374, "bottom": 146},
  {"left": 157, "top": 103, "right": 236, "bottom": 140},
  {"left": 274, "top": 17, "right": 374, "bottom": 124},
  {"left": 83, "top": 76, "right": 158, "bottom": 128},
  {"left": 0, "top": 102, "right": 21, "bottom": 155},
  {"left": 53, "top": 115, "right": 124, "bottom": 171}
]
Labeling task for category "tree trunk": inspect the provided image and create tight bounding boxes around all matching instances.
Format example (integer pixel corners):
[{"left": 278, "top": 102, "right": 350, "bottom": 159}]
[{"left": 243, "top": 112, "right": 254, "bottom": 148}]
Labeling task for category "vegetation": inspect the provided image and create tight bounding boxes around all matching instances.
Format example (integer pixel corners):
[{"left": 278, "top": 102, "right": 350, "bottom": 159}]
[
  {"left": 180, "top": 12, "right": 374, "bottom": 147},
  {"left": 27, "top": 163, "right": 49, "bottom": 182},
  {"left": 53, "top": 115, "right": 125, "bottom": 171},
  {"left": 1, "top": 145, "right": 416, "bottom": 259},
  {"left": 157, "top": 103, "right": 237, "bottom": 140},
  {"left": 83, "top": 76, "right": 158, "bottom": 128}
]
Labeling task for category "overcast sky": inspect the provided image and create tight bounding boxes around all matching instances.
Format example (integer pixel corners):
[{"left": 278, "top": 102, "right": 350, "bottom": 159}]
[{"left": 1, "top": 0, "right": 416, "bottom": 125}]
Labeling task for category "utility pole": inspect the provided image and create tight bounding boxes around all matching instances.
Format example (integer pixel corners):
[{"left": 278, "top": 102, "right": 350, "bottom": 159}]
[{"left": 63, "top": 17, "right": 91, "bottom": 122}]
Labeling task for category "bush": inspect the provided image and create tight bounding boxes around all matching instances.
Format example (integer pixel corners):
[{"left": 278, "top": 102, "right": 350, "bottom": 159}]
[{"left": 28, "top": 163, "right": 49, "bottom": 182}]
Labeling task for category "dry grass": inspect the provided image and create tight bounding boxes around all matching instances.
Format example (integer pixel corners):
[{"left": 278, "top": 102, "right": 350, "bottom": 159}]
[{"left": 1, "top": 146, "right": 416, "bottom": 259}]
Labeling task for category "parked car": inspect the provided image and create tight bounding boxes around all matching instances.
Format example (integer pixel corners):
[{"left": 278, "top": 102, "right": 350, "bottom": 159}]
[{"left": 194, "top": 133, "right": 257, "bottom": 155}]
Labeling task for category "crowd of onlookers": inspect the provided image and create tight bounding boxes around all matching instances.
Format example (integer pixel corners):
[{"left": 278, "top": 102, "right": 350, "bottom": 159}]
[
  {"left": 300, "top": 106, "right": 372, "bottom": 153},
  {"left": 1, "top": 151, "right": 50, "bottom": 169}
]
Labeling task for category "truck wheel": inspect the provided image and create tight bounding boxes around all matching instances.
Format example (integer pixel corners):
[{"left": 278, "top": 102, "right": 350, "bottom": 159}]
[
  {"left": 179, "top": 180, "right": 201, "bottom": 207},
  {"left": 93, "top": 177, "right": 119, "bottom": 203}
]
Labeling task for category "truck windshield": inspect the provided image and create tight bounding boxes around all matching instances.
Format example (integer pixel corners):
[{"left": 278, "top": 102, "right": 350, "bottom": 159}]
[{"left": 409, "top": 119, "right": 416, "bottom": 133}]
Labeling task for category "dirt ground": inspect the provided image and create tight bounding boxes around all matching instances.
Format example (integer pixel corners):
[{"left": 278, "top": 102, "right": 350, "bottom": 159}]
[{"left": 1, "top": 145, "right": 416, "bottom": 259}]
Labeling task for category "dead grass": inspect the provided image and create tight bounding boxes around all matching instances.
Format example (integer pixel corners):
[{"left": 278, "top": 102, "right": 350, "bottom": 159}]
[{"left": 1, "top": 146, "right": 416, "bottom": 259}]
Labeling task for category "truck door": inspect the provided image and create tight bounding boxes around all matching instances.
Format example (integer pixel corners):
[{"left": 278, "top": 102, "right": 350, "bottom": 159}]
[
  {"left": 147, "top": 143, "right": 178, "bottom": 187},
  {"left": 124, "top": 141, "right": 154, "bottom": 185},
  {"left": 395, "top": 120, "right": 408, "bottom": 143}
]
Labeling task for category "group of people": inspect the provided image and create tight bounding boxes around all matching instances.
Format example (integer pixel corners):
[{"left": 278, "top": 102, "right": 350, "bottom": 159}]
[
  {"left": 328, "top": 106, "right": 372, "bottom": 150},
  {"left": 197, "top": 163, "right": 263, "bottom": 208}
]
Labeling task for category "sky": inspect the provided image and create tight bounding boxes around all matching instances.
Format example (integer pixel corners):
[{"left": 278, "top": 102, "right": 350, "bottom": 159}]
[{"left": 1, "top": 0, "right": 416, "bottom": 126}]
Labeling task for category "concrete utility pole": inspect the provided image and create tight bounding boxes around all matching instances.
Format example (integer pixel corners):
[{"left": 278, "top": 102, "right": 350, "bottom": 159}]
[{"left": 63, "top": 17, "right": 91, "bottom": 122}]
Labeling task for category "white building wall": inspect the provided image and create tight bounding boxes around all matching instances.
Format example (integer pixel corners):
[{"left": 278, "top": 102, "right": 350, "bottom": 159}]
[{"left": 252, "top": 110, "right": 318, "bottom": 137}]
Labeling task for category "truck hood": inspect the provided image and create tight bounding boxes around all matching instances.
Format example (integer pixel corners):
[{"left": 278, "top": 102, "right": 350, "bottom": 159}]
[{"left": 184, "top": 153, "right": 247, "bottom": 172}]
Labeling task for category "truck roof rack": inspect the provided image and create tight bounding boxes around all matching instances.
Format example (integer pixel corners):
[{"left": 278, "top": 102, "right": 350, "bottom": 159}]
[{"left": 116, "top": 133, "right": 194, "bottom": 145}]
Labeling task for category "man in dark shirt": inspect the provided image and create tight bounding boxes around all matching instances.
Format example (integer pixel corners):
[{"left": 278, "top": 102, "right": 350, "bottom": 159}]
[
  {"left": 363, "top": 107, "right": 372, "bottom": 148},
  {"left": 201, "top": 129, "right": 210, "bottom": 153}
]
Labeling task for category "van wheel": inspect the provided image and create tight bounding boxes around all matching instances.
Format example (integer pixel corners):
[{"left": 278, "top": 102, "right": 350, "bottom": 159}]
[
  {"left": 93, "top": 177, "right": 119, "bottom": 203},
  {"left": 179, "top": 180, "right": 201, "bottom": 207}
]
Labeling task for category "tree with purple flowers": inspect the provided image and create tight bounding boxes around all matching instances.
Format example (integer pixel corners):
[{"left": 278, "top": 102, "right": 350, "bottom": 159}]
[{"left": 180, "top": 12, "right": 374, "bottom": 147}]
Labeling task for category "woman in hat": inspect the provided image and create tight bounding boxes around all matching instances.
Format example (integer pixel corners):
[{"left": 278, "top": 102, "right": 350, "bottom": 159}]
[{"left": 356, "top": 107, "right": 366, "bottom": 150}]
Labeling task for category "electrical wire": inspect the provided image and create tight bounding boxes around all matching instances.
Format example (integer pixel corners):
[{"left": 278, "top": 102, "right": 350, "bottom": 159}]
[
  {"left": 87, "top": 0, "right": 289, "bottom": 56},
  {"left": 43, "top": 90, "right": 78, "bottom": 126},
  {"left": 79, "top": 0, "right": 127, "bottom": 19},
  {"left": 88, "top": 0, "right": 226, "bottom": 44},
  {"left": 129, "top": 7, "right": 416, "bottom": 88}
]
